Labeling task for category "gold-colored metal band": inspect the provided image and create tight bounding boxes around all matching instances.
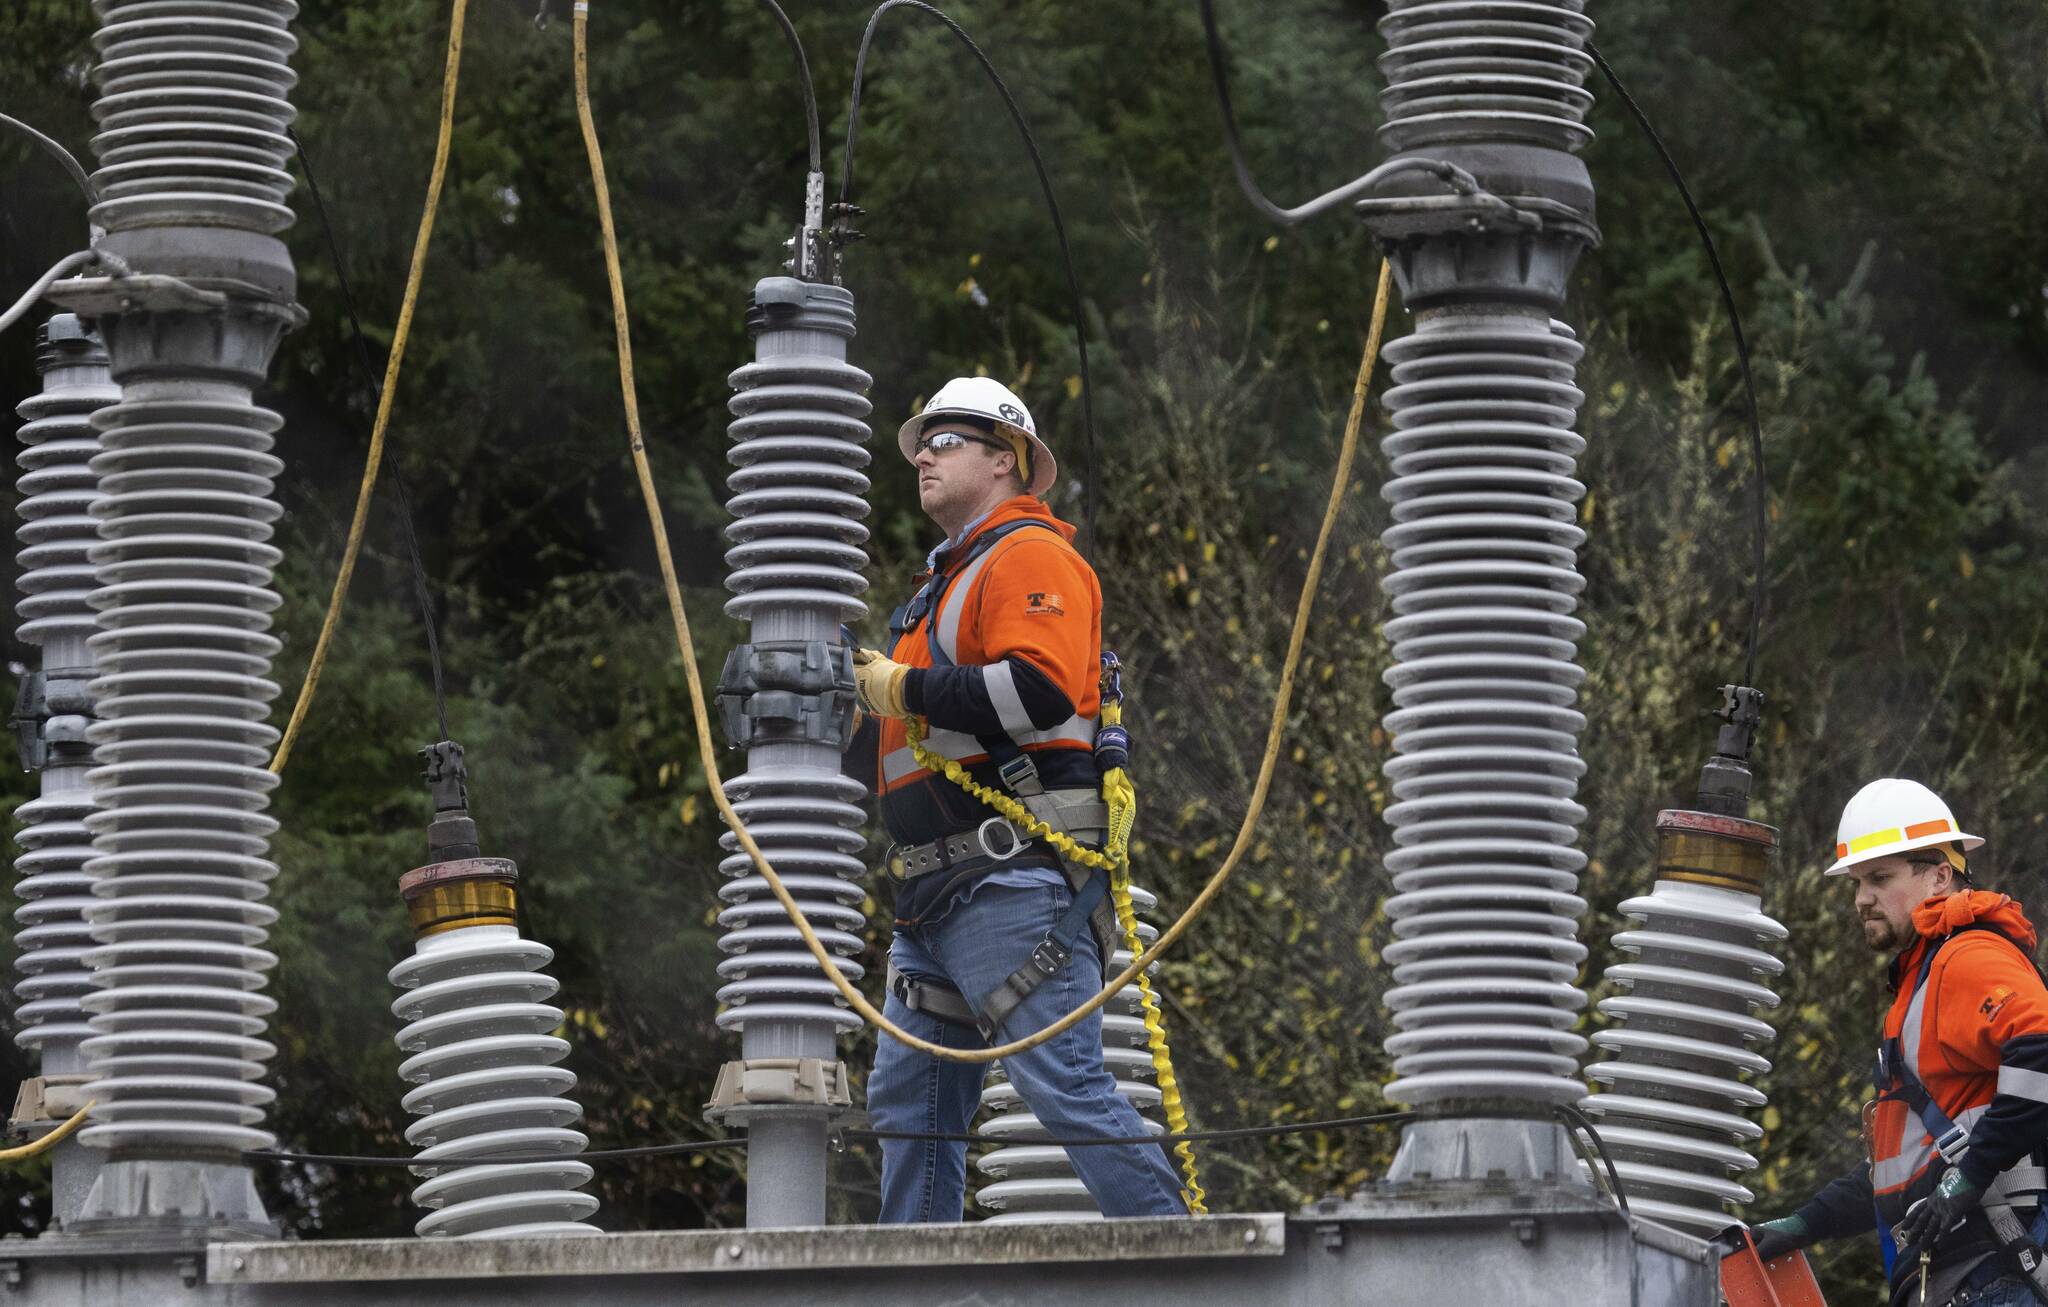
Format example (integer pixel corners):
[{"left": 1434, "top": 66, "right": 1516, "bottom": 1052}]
[
  {"left": 405, "top": 880, "right": 518, "bottom": 937},
  {"left": 1656, "top": 828, "right": 1771, "bottom": 895}
]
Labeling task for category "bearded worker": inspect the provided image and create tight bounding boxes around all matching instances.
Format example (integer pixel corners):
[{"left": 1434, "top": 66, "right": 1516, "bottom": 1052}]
[
  {"left": 847, "top": 376, "right": 1186, "bottom": 1223},
  {"left": 1748, "top": 779, "right": 2048, "bottom": 1307}
]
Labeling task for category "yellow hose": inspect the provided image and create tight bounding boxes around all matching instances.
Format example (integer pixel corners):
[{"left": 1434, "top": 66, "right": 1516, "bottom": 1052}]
[
  {"left": 575, "top": 0, "right": 1393, "bottom": 1064},
  {"left": 0, "top": 1100, "right": 93, "bottom": 1164},
  {"left": 269, "top": 0, "right": 471, "bottom": 775},
  {"left": 913, "top": 689, "right": 1206, "bottom": 1209}
]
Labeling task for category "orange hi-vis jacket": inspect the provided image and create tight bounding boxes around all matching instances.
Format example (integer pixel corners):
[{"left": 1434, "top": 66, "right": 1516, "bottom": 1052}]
[
  {"left": 1793, "top": 890, "right": 2048, "bottom": 1291},
  {"left": 872, "top": 496, "right": 1103, "bottom": 923},
  {"left": 1870, "top": 893, "right": 2048, "bottom": 1215}
]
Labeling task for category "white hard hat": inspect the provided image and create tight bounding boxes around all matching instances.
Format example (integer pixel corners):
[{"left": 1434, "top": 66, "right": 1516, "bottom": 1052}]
[
  {"left": 896, "top": 376, "right": 1057, "bottom": 497},
  {"left": 1823, "top": 777, "right": 1984, "bottom": 875}
]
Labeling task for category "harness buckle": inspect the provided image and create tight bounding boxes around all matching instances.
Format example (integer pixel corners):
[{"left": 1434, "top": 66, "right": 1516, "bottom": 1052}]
[
  {"left": 997, "top": 753, "right": 1043, "bottom": 796},
  {"left": 1936, "top": 1124, "right": 1972, "bottom": 1164},
  {"left": 976, "top": 816, "right": 1023, "bottom": 861},
  {"left": 1028, "top": 936, "right": 1072, "bottom": 977}
]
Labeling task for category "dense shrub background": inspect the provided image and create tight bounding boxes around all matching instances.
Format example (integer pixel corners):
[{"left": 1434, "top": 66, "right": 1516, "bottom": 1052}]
[{"left": 4, "top": 1, "right": 2045, "bottom": 1295}]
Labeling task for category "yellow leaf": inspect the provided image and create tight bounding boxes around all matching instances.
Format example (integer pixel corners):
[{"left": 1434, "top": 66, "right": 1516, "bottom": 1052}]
[
  {"left": 590, "top": 653, "right": 606, "bottom": 669},
  {"left": 1316, "top": 319, "right": 1329, "bottom": 333},
  {"left": 1261, "top": 235, "right": 1279, "bottom": 253},
  {"left": 956, "top": 276, "right": 979, "bottom": 296},
  {"left": 1201, "top": 541, "right": 1217, "bottom": 563},
  {"left": 968, "top": 252, "right": 982, "bottom": 268},
  {"left": 680, "top": 795, "right": 699, "bottom": 826},
  {"left": 1064, "top": 374, "right": 1081, "bottom": 400},
  {"left": 1716, "top": 438, "right": 1737, "bottom": 469},
  {"left": 1580, "top": 490, "right": 1596, "bottom": 524},
  {"left": 1959, "top": 550, "right": 1976, "bottom": 579}
]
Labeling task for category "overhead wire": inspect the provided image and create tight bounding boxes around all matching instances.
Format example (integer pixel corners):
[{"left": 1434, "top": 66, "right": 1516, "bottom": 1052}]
[
  {"left": 838, "top": 0, "right": 1099, "bottom": 556},
  {"left": 1197, "top": 0, "right": 1533, "bottom": 229},
  {"left": 752, "top": 0, "right": 821, "bottom": 174},
  {"left": 288, "top": 125, "right": 452, "bottom": 742},
  {"left": 576, "top": 0, "right": 1396, "bottom": 1061},
  {"left": 270, "top": 0, "right": 472, "bottom": 774},
  {"left": 1587, "top": 44, "right": 1769, "bottom": 689},
  {"left": 0, "top": 111, "right": 97, "bottom": 209}
]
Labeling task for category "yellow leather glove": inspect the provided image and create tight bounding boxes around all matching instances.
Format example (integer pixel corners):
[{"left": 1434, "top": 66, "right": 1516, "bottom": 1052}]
[{"left": 853, "top": 648, "right": 913, "bottom": 719}]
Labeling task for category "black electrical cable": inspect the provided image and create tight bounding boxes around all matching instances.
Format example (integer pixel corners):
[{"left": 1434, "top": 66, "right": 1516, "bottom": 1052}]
[
  {"left": 839, "top": 0, "right": 1098, "bottom": 557},
  {"left": 244, "top": 1108, "right": 1418, "bottom": 1168},
  {"left": 753, "top": 0, "right": 821, "bottom": 174},
  {"left": 288, "top": 125, "right": 452, "bottom": 743},
  {"left": 1553, "top": 1102, "right": 1632, "bottom": 1222},
  {"left": 1587, "top": 45, "right": 1768, "bottom": 691},
  {"left": 247, "top": 1136, "right": 749, "bottom": 1169},
  {"left": 1197, "top": 0, "right": 1340, "bottom": 226}
]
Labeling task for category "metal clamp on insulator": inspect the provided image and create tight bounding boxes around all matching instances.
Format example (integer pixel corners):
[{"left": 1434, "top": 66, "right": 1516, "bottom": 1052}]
[
  {"left": 8, "top": 1074, "right": 91, "bottom": 1136},
  {"left": 705, "top": 1057, "right": 852, "bottom": 1119},
  {"left": 715, "top": 640, "right": 858, "bottom": 749}
]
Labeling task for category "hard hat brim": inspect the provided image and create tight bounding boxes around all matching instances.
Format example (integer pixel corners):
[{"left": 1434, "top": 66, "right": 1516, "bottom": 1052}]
[
  {"left": 1823, "top": 829, "right": 1986, "bottom": 876},
  {"left": 898, "top": 408, "right": 1058, "bottom": 497}
]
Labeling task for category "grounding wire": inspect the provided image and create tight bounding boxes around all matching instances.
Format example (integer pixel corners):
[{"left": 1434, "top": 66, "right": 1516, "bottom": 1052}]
[
  {"left": 1196, "top": 0, "right": 1534, "bottom": 229},
  {"left": 289, "top": 125, "right": 452, "bottom": 743},
  {"left": 839, "top": 0, "right": 1098, "bottom": 556},
  {"left": 1588, "top": 44, "right": 1768, "bottom": 690},
  {"left": 0, "top": 111, "right": 97, "bottom": 209},
  {"left": 581, "top": 0, "right": 1392, "bottom": 1062},
  {"left": 240, "top": 1109, "right": 1420, "bottom": 1168},
  {"left": 271, "top": 0, "right": 472, "bottom": 774},
  {"left": 753, "top": 0, "right": 821, "bottom": 175},
  {"left": 1554, "top": 1102, "right": 1633, "bottom": 1222}
]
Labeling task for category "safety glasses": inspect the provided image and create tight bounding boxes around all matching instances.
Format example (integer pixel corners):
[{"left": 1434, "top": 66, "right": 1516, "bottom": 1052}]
[{"left": 914, "top": 428, "right": 1006, "bottom": 457}]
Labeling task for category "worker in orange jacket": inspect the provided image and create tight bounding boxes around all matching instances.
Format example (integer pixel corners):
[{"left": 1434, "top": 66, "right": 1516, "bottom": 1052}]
[
  {"left": 1748, "top": 779, "right": 2048, "bottom": 1306},
  {"left": 847, "top": 376, "right": 1186, "bottom": 1223}
]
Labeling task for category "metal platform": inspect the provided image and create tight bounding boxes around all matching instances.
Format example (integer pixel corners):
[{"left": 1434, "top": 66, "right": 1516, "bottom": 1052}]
[{"left": 0, "top": 1194, "right": 1715, "bottom": 1305}]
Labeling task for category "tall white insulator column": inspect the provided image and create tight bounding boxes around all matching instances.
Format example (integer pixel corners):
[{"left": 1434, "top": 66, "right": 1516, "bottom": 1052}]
[
  {"left": 711, "top": 275, "right": 872, "bottom": 1226},
  {"left": 8, "top": 315, "right": 120, "bottom": 1224},
  {"left": 57, "top": 0, "right": 305, "bottom": 1235},
  {"left": 1358, "top": 0, "right": 1605, "bottom": 1184},
  {"left": 388, "top": 742, "right": 599, "bottom": 1237},
  {"left": 973, "top": 883, "right": 1165, "bottom": 1222},
  {"left": 1581, "top": 809, "right": 1786, "bottom": 1234}
]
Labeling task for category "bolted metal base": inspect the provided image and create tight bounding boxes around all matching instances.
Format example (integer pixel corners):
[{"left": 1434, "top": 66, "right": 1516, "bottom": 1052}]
[
  {"left": 69, "top": 1160, "right": 276, "bottom": 1240},
  {"left": 1381, "top": 1116, "right": 1585, "bottom": 1189}
]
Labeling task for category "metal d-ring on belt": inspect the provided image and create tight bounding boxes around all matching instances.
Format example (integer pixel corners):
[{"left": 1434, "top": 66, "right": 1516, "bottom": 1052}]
[{"left": 890, "top": 816, "right": 1030, "bottom": 881}]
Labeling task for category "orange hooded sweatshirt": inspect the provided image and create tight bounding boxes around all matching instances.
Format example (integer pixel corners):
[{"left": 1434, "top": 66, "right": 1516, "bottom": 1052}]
[{"left": 1797, "top": 890, "right": 2048, "bottom": 1290}]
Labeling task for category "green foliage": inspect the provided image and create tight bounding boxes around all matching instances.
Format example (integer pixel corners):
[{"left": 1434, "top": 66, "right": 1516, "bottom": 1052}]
[{"left": 1, "top": 3, "right": 2045, "bottom": 1294}]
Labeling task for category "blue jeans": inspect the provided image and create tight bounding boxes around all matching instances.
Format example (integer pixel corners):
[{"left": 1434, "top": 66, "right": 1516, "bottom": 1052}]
[{"left": 867, "top": 875, "right": 1189, "bottom": 1223}]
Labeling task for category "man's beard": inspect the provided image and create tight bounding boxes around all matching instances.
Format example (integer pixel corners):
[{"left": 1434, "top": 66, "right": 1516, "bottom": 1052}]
[{"left": 1864, "top": 915, "right": 1907, "bottom": 953}]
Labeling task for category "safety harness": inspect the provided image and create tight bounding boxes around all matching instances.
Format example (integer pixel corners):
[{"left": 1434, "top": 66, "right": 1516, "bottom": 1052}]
[
  {"left": 883, "top": 518, "right": 1116, "bottom": 1041},
  {"left": 879, "top": 520, "right": 1208, "bottom": 1211},
  {"left": 1875, "top": 924, "right": 2048, "bottom": 1304}
]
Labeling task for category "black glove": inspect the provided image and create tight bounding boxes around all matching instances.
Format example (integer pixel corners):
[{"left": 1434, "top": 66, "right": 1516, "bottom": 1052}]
[
  {"left": 1892, "top": 1167, "right": 1984, "bottom": 1255},
  {"left": 1749, "top": 1213, "right": 1811, "bottom": 1261}
]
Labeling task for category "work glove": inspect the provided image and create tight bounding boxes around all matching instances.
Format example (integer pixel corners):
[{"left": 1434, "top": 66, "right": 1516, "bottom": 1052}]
[
  {"left": 1892, "top": 1167, "right": 1984, "bottom": 1255},
  {"left": 1747, "top": 1213, "right": 1811, "bottom": 1261},
  {"left": 852, "top": 648, "right": 913, "bottom": 720}
]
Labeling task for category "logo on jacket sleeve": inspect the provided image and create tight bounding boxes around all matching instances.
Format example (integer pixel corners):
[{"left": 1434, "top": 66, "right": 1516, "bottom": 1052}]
[
  {"left": 1023, "top": 591, "right": 1065, "bottom": 616},
  {"left": 1983, "top": 985, "right": 2017, "bottom": 1021}
]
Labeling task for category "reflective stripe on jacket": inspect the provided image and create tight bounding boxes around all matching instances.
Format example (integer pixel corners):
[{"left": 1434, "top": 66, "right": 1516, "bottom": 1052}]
[
  {"left": 1870, "top": 891, "right": 2048, "bottom": 1236},
  {"left": 874, "top": 495, "right": 1103, "bottom": 854}
]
